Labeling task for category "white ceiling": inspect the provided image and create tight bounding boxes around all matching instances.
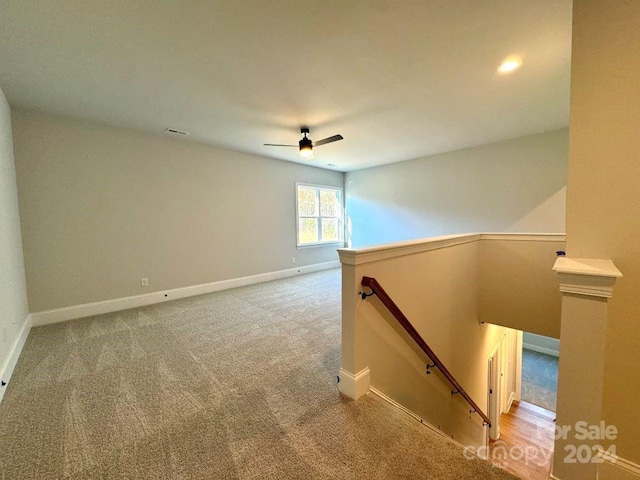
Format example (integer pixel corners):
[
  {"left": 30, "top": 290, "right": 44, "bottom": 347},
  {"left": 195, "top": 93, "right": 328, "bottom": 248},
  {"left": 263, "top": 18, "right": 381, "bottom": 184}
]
[{"left": 0, "top": 1, "right": 572, "bottom": 172}]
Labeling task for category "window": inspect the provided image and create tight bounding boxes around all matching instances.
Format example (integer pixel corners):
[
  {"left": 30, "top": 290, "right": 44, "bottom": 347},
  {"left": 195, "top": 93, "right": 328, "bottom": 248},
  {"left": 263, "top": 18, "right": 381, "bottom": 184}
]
[{"left": 296, "top": 183, "right": 343, "bottom": 247}]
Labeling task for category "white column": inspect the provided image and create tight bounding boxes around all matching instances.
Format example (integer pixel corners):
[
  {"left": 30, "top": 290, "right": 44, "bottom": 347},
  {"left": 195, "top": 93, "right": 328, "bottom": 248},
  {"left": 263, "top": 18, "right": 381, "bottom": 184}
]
[
  {"left": 336, "top": 250, "right": 370, "bottom": 400},
  {"left": 551, "top": 258, "right": 622, "bottom": 480}
]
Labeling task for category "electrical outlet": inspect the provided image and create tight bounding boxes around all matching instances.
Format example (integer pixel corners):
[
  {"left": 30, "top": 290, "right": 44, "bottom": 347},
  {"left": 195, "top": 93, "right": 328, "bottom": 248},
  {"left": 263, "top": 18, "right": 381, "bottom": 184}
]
[
  {"left": 291, "top": 257, "right": 296, "bottom": 264},
  {"left": 141, "top": 277, "right": 149, "bottom": 287}
]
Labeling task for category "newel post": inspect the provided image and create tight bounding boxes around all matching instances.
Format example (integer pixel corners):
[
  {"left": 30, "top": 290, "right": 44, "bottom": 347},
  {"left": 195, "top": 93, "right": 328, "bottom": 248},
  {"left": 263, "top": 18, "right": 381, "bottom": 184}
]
[
  {"left": 336, "top": 248, "right": 370, "bottom": 400},
  {"left": 551, "top": 258, "right": 622, "bottom": 480}
]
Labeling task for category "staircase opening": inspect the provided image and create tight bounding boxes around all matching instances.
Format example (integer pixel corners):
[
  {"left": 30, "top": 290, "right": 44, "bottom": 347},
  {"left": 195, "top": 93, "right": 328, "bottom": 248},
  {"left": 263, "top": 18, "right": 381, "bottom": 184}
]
[
  {"left": 521, "top": 332, "right": 559, "bottom": 412},
  {"left": 488, "top": 330, "right": 559, "bottom": 479}
]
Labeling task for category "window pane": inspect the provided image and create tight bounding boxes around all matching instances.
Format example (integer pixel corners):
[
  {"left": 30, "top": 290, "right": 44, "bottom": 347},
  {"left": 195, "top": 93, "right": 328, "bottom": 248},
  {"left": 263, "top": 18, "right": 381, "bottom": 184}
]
[
  {"left": 320, "top": 190, "right": 339, "bottom": 217},
  {"left": 296, "top": 184, "right": 342, "bottom": 245},
  {"left": 298, "top": 187, "right": 318, "bottom": 217},
  {"left": 299, "top": 218, "right": 318, "bottom": 244},
  {"left": 321, "top": 218, "right": 339, "bottom": 242}
]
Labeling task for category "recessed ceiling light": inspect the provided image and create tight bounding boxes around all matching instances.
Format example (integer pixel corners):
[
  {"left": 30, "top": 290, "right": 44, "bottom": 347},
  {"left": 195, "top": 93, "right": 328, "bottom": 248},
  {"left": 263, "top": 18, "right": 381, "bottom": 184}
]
[{"left": 498, "top": 56, "right": 523, "bottom": 74}]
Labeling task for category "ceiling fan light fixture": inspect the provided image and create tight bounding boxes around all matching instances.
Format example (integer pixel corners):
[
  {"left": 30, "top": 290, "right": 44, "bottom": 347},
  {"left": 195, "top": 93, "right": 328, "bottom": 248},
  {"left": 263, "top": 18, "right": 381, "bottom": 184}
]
[
  {"left": 299, "top": 137, "right": 314, "bottom": 158},
  {"left": 265, "top": 126, "right": 342, "bottom": 160}
]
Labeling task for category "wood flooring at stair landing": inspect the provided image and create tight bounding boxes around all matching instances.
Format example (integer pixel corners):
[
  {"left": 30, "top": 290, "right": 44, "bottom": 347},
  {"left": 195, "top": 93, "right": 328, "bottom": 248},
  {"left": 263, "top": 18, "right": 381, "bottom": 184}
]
[{"left": 490, "top": 400, "right": 556, "bottom": 480}]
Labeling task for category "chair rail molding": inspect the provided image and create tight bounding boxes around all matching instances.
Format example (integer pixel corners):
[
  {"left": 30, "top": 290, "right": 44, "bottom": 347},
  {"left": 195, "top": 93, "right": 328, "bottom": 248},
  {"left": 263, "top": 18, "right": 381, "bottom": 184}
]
[{"left": 339, "top": 232, "right": 565, "bottom": 266}]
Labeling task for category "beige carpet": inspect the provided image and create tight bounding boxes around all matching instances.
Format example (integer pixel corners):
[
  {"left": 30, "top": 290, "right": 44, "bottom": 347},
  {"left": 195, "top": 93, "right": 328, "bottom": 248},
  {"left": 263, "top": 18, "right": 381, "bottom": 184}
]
[{"left": 0, "top": 269, "right": 517, "bottom": 479}]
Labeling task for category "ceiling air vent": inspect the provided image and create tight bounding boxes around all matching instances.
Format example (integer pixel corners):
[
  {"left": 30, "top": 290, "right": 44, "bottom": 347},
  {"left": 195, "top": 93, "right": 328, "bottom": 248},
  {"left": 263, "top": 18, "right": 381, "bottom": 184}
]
[{"left": 165, "top": 128, "right": 190, "bottom": 136}]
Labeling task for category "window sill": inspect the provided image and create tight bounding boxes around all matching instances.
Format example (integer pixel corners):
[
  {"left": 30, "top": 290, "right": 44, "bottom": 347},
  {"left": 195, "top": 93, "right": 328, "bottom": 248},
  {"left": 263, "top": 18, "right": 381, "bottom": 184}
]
[{"left": 297, "top": 241, "right": 345, "bottom": 250}]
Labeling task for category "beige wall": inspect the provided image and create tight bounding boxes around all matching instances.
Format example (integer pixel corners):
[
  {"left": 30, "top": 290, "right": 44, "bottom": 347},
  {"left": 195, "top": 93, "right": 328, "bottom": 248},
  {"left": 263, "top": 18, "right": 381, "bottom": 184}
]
[
  {"left": 478, "top": 237, "right": 564, "bottom": 338},
  {"left": 566, "top": 0, "right": 640, "bottom": 467},
  {"left": 348, "top": 241, "right": 507, "bottom": 448},
  {"left": 12, "top": 110, "right": 343, "bottom": 312},
  {"left": 338, "top": 234, "right": 562, "bottom": 448},
  {"left": 523, "top": 332, "right": 560, "bottom": 356},
  {"left": 345, "top": 129, "right": 568, "bottom": 247},
  {"left": 0, "top": 87, "right": 29, "bottom": 374}
]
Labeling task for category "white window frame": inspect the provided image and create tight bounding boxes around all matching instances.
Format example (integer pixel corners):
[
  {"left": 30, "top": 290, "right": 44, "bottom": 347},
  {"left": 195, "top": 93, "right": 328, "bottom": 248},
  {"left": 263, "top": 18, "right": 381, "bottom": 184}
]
[{"left": 295, "top": 182, "right": 344, "bottom": 248}]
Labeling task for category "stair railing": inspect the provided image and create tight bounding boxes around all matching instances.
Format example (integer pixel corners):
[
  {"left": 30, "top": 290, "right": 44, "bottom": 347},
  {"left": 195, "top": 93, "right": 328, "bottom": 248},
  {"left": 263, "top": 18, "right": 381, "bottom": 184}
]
[{"left": 361, "top": 276, "right": 491, "bottom": 426}]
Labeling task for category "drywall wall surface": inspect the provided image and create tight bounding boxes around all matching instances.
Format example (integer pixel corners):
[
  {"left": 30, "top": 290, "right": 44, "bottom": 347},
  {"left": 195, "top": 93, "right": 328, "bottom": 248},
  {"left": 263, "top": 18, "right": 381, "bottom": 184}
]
[
  {"left": 0, "top": 87, "right": 29, "bottom": 379},
  {"left": 565, "top": 0, "right": 640, "bottom": 466},
  {"left": 340, "top": 233, "right": 561, "bottom": 449},
  {"left": 12, "top": 110, "right": 343, "bottom": 312},
  {"left": 477, "top": 237, "right": 564, "bottom": 339},
  {"left": 345, "top": 129, "right": 568, "bottom": 247},
  {"left": 342, "top": 238, "right": 508, "bottom": 448},
  {"left": 523, "top": 332, "right": 559, "bottom": 357}
]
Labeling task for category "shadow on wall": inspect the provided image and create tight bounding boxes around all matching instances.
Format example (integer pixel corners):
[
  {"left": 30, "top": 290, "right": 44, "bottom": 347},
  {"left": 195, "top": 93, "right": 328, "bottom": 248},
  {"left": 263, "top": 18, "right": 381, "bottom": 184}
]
[
  {"left": 345, "top": 129, "right": 568, "bottom": 247},
  {"left": 345, "top": 198, "right": 445, "bottom": 247},
  {"left": 508, "top": 187, "right": 567, "bottom": 233}
]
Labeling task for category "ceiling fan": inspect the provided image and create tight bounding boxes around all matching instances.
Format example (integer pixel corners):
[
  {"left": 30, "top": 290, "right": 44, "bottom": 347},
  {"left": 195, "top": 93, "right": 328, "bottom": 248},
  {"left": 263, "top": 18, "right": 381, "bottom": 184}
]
[{"left": 264, "top": 127, "right": 343, "bottom": 159}]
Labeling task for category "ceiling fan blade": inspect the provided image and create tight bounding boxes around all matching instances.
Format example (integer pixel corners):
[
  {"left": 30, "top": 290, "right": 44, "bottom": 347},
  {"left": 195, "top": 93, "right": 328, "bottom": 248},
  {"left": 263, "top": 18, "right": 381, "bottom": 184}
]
[
  {"left": 314, "top": 134, "right": 344, "bottom": 147},
  {"left": 264, "top": 143, "right": 298, "bottom": 147}
]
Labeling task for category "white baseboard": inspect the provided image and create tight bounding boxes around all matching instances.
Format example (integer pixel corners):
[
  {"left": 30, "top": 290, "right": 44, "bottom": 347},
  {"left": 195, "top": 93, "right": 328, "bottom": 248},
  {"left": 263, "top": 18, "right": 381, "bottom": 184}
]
[
  {"left": 549, "top": 450, "right": 640, "bottom": 480},
  {"left": 598, "top": 449, "right": 640, "bottom": 479},
  {"left": 31, "top": 261, "right": 340, "bottom": 326},
  {"left": 505, "top": 391, "right": 516, "bottom": 413},
  {"left": 0, "top": 314, "right": 32, "bottom": 404},
  {"left": 523, "top": 343, "right": 560, "bottom": 357},
  {"left": 369, "top": 386, "right": 462, "bottom": 444},
  {"left": 337, "top": 367, "right": 370, "bottom": 400}
]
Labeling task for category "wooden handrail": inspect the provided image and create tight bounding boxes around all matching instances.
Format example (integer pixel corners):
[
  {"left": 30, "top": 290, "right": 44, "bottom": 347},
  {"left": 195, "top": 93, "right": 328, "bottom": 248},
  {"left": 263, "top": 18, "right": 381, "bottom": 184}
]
[{"left": 361, "top": 276, "right": 491, "bottom": 427}]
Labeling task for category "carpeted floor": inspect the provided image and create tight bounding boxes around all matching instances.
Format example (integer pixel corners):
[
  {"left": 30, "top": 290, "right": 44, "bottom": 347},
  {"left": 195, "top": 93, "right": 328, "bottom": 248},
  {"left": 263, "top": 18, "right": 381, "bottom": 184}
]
[
  {"left": 521, "top": 349, "right": 558, "bottom": 412},
  {"left": 0, "top": 269, "right": 517, "bottom": 479}
]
